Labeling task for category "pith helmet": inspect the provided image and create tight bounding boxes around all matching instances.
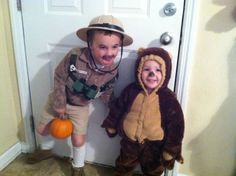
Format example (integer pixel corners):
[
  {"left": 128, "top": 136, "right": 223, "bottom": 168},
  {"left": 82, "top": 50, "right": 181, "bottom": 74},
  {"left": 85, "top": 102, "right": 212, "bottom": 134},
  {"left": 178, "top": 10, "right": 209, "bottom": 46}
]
[{"left": 76, "top": 15, "right": 133, "bottom": 46}]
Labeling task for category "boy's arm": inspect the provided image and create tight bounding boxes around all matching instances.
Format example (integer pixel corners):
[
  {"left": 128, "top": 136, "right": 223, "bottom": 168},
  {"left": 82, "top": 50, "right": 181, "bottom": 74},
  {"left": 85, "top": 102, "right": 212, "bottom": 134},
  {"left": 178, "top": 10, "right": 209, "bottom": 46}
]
[
  {"left": 101, "top": 96, "right": 123, "bottom": 137},
  {"left": 101, "top": 85, "right": 130, "bottom": 137},
  {"left": 99, "top": 88, "right": 114, "bottom": 105},
  {"left": 161, "top": 90, "right": 185, "bottom": 169},
  {"left": 51, "top": 50, "right": 72, "bottom": 115},
  {"left": 99, "top": 73, "right": 118, "bottom": 105}
]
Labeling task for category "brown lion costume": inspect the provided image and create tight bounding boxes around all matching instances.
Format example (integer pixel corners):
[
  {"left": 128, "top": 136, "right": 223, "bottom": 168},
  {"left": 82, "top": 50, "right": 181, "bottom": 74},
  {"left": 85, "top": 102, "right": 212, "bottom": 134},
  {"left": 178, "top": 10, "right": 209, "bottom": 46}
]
[{"left": 102, "top": 47, "right": 185, "bottom": 176}]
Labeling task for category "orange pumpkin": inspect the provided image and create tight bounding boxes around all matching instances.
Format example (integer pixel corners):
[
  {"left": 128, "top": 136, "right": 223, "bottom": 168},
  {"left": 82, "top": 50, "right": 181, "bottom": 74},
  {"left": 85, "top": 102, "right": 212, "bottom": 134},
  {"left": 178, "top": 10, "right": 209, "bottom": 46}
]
[{"left": 50, "top": 118, "right": 73, "bottom": 139}]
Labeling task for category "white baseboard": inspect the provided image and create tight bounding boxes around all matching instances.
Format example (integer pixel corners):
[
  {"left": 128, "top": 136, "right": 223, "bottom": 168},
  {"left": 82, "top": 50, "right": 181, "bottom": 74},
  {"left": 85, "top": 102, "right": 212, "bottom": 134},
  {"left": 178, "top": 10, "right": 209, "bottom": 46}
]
[
  {"left": 178, "top": 174, "right": 188, "bottom": 176},
  {"left": 21, "top": 142, "right": 35, "bottom": 153},
  {"left": 0, "top": 142, "right": 21, "bottom": 171}
]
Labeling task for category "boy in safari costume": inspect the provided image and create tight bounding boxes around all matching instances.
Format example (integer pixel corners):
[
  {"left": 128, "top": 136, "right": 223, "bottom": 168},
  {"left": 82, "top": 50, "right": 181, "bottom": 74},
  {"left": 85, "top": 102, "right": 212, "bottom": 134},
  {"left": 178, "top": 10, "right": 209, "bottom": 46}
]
[{"left": 27, "top": 15, "right": 133, "bottom": 176}]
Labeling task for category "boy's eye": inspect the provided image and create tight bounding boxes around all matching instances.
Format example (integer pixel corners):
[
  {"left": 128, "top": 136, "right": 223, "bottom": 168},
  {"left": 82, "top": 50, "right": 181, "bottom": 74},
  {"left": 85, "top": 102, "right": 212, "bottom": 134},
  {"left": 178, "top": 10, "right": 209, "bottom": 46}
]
[
  {"left": 143, "top": 68, "right": 161, "bottom": 73},
  {"left": 113, "top": 44, "right": 120, "bottom": 49},
  {"left": 99, "top": 45, "right": 106, "bottom": 49},
  {"left": 143, "top": 68, "right": 150, "bottom": 72}
]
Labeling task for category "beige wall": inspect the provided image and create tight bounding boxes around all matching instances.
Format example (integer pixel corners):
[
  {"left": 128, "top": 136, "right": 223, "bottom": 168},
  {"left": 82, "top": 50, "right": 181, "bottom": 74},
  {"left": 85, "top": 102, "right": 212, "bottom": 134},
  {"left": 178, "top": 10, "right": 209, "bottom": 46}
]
[
  {"left": 0, "top": 0, "right": 23, "bottom": 155},
  {"left": 179, "top": 0, "right": 236, "bottom": 176}
]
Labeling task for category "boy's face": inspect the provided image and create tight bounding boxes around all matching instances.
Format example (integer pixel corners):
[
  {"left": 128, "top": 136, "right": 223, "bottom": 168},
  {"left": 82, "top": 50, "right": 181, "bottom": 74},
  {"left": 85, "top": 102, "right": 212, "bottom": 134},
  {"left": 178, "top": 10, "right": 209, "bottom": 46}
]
[
  {"left": 141, "top": 60, "right": 163, "bottom": 93},
  {"left": 89, "top": 31, "right": 121, "bottom": 66}
]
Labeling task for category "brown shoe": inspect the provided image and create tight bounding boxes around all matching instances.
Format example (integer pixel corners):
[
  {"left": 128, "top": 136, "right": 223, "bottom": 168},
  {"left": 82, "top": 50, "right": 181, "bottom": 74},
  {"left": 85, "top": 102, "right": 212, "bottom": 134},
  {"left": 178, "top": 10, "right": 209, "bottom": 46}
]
[
  {"left": 26, "top": 149, "right": 53, "bottom": 164},
  {"left": 72, "top": 166, "right": 85, "bottom": 176}
]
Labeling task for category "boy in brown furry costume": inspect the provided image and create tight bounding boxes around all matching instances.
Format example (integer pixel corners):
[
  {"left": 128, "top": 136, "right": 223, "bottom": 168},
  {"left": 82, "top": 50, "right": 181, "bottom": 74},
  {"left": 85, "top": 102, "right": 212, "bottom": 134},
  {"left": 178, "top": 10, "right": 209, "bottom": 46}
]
[{"left": 102, "top": 47, "right": 185, "bottom": 176}]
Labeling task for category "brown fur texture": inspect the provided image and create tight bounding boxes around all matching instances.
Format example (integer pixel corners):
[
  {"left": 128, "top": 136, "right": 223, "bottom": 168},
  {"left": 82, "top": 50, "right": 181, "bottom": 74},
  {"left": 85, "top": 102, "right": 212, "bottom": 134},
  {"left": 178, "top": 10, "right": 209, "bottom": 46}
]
[{"left": 102, "top": 47, "right": 185, "bottom": 175}]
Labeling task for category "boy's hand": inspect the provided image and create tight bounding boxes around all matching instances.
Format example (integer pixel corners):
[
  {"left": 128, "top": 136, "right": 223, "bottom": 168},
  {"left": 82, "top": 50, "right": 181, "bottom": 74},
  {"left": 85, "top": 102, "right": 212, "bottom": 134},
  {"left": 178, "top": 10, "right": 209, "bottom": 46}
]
[
  {"left": 161, "top": 151, "right": 183, "bottom": 170},
  {"left": 163, "top": 151, "right": 173, "bottom": 160},
  {"left": 105, "top": 128, "right": 117, "bottom": 137},
  {"left": 161, "top": 151, "right": 175, "bottom": 170},
  {"left": 54, "top": 108, "right": 66, "bottom": 118},
  {"left": 107, "top": 128, "right": 116, "bottom": 134}
]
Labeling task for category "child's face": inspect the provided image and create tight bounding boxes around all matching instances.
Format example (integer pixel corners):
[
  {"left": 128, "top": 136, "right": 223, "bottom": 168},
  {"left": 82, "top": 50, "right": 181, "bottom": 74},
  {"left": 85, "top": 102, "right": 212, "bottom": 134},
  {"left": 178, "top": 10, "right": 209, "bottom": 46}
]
[
  {"left": 141, "top": 60, "right": 163, "bottom": 93},
  {"left": 90, "top": 31, "right": 121, "bottom": 66}
]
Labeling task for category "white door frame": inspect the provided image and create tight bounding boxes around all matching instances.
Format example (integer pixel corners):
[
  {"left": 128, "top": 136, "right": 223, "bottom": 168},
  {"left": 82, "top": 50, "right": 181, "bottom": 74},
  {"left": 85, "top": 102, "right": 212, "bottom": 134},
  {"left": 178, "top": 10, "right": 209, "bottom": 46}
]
[{"left": 9, "top": 0, "right": 198, "bottom": 175}]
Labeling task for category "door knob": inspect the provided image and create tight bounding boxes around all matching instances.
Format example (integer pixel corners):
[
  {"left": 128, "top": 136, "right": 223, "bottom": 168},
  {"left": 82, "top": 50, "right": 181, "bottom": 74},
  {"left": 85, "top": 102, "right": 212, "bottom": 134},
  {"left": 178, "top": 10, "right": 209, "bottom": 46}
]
[
  {"left": 160, "top": 32, "right": 173, "bottom": 45},
  {"left": 163, "top": 3, "right": 177, "bottom": 16}
]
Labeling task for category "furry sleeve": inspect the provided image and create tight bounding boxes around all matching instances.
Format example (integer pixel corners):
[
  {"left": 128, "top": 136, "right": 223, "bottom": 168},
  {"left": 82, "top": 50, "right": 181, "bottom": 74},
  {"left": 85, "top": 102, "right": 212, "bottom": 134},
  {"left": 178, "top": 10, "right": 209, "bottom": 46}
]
[
  {"left": 159, "top": 88, "right": 185, "bottom": 166},
  {"left": 101, "top": 83, "right": 139, "bottom": 130}
]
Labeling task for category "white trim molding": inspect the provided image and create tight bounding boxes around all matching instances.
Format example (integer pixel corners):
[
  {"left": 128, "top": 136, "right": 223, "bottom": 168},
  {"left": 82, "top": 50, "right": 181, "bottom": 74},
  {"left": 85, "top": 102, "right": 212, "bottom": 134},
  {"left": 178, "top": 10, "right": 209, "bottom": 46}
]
[
  {"left": 175, "top": 0, "right": 199, "bottom": 111},
  {"left": 178, "top": 174, "right": 188, "bottom": 176},
  {"left": 0, "top": 143, "right": 21, "bottom": 171},
  {"left": 9, "top": 0, "right": 36, "bottom": 153},
  {"left": 171, "top": 0, "right": 199, "bottom": 176}
]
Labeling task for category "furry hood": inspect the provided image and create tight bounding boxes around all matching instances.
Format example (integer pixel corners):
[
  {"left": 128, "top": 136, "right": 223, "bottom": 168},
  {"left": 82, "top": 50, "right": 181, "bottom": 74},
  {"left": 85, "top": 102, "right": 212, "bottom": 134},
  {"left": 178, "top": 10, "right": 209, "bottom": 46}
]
[{"left": 135, "top": 47, "right": 172, "bottom": 93}]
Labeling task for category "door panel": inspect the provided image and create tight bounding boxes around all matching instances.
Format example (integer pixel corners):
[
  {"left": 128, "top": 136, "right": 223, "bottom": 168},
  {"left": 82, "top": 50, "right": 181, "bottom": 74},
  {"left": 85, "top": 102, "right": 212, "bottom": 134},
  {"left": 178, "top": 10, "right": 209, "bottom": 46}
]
[{"left": 21, "top": 0, "right": 184, "bottom": 166}]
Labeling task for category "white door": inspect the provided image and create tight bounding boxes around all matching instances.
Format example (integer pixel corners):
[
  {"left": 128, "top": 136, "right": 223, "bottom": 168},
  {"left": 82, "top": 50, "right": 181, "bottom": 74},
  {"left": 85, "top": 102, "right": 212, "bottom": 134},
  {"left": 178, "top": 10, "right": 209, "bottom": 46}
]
[{"left": 21, "top": 0, "right": 184, "bottom": 166}]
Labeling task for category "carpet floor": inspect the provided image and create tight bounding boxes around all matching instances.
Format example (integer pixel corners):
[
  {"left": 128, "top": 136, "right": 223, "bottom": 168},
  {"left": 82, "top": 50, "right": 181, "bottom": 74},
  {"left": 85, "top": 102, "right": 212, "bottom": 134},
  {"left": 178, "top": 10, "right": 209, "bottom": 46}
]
[{"left": 0, "top": 154, "right": 142, "bottom": 176}]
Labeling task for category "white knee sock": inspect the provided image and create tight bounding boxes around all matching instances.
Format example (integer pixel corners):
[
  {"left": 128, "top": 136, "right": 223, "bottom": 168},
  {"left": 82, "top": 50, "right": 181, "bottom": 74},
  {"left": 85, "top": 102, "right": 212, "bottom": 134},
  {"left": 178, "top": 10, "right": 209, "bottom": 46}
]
[
  {"left": 72, "top": 144, "right": 86, "bottom": 168},
  {"left": 39, "top": 135, "right": 55, "bottom": 150}
]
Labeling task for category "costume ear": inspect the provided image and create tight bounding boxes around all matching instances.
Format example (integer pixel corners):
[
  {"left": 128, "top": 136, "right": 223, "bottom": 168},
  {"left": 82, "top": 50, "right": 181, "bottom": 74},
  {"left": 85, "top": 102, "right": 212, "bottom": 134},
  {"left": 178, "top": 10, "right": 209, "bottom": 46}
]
[
  {"left": 137, "top": 47, "right": 145, "bottom": 55},
  {"left": 167, "top": 50, "right": 173, "bottom": 60}
]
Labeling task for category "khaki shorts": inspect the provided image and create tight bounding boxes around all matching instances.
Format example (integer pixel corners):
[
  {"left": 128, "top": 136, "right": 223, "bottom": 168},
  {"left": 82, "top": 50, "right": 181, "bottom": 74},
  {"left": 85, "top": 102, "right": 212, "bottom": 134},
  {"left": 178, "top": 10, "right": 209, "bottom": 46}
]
[{"left": 39, "top": 95, "right": 89, "bottom": 135}]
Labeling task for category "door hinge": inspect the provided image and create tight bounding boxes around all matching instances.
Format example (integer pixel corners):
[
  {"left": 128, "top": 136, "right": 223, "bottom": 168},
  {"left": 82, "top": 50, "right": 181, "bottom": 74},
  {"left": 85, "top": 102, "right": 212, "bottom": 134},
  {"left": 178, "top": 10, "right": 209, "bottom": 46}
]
[
  {"left": 17, "top": 0, "right": 22, "bottom": 11},
  {"left": 30, "top": 115, "right": 36, "bottom": 132}
]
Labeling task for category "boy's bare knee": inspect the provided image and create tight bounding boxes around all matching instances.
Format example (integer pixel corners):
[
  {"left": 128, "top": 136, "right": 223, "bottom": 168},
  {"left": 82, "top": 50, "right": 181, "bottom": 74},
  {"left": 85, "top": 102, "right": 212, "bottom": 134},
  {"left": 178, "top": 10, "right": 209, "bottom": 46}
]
[
  {"left": 72, "top": 134, "right": 86, "bottom": 147},
  {"left": 36, "top": 122, "right": 50, "bottom": 136}
]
